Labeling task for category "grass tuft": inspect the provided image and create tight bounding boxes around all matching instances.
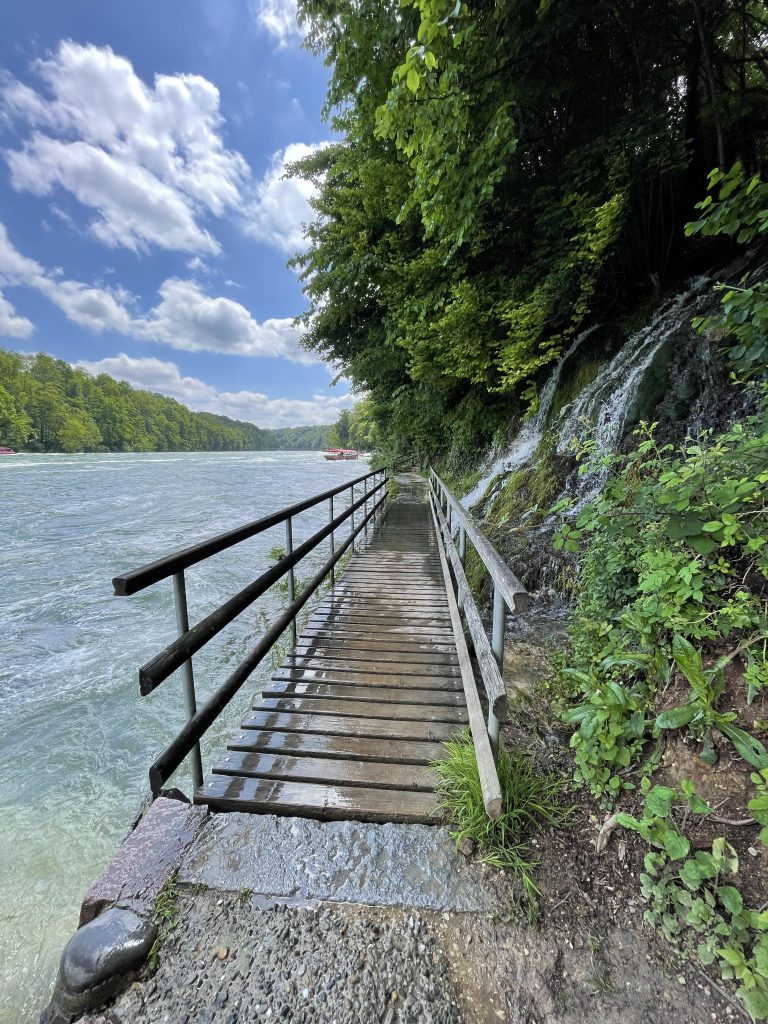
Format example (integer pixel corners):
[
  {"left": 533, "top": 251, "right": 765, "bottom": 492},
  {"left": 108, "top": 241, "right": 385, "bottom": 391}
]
[{"left": 433, "top": 733, "right": 570, "bottom": 918}]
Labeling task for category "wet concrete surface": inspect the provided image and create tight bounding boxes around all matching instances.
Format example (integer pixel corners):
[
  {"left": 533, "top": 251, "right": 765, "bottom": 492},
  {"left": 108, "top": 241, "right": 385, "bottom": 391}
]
[{"left": 177, "top": 813, "right": 502, "bottom": 913}]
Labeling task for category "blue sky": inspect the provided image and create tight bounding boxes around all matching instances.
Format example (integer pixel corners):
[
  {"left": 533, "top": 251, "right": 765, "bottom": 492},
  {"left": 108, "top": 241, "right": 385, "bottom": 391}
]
[{"left": 0, "top": 0, "right": 354, "bottom": 427}]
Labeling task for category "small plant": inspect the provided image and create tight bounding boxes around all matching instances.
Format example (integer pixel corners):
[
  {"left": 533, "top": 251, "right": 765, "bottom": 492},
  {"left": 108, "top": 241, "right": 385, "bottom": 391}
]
[
  {"left": 148, "top": 875, "right": 180, "bottom": 972},
  {"left": 433, "top": 733, "right": 569, "bottom": 918},
  {"left": 750, "top": 767, "right": 768, "bottom": 847},
  {"left": 268, "top": 544, "right": 287, "bottom": 561},
  {"left": 617, "top": 780, "right": 768, "bottom": 1020},
  {"left": 655, "top": 635, "right": 768, "bottom": 768}
]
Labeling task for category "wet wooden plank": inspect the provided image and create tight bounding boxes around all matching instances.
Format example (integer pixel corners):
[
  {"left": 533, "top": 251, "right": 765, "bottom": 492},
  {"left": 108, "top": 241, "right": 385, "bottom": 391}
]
[
  {"left": 294, "top": 635, "right": 457, "bottom": 653},
  {"left": 263, "top": 681, "right": 465, "bottom": 704},
  {"left": 211, "top": 751, "right": 438, "bottom": 791},
  {"left": 241, "top": 710, "right": 461, "bottom": 742},
  {"left": 227, "top": 728, "right": 447, "bottom": 765},
  {"left": 289, "top": 645, "right": 459, "bottom": 665},
  {"left": 273, "top": 663, "right": 461, "bottom": 683},
  {"left": 196, "top": 774, "right": 441, "bottom": 823},
  {"left": 199, "top": 495, "right": 469, "bottom": 823},
  {"left": 256, "top": 697, "right": 468, "bottom": 723}
]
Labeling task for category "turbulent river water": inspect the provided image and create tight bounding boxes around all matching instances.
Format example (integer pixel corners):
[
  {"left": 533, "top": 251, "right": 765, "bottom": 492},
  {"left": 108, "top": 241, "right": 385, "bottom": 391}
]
[{"left": 0, "top": 451, "right": 366, "bottom": 1024}]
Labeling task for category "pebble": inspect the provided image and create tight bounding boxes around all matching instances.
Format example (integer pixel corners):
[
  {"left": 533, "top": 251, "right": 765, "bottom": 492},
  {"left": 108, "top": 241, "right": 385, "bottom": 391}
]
[{"left": 216, "top": 946, "right": 228, "bottom": 960}]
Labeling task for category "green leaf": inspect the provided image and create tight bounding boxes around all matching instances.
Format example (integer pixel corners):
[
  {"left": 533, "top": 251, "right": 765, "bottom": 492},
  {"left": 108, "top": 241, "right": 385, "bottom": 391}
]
[
  {"left": 645, "top": 785, "right": 677, "bottom": 818},
  {"left": 655, "top": 705, "right": 695, "bottom": 730},
  {"left": 716, "top": 886, "right": 744, "bottom": 916},
  {"left": 406, "top": 67, "right": 420, "bottom": 93},
  {"left": 741, "top": 988, "right": 768, "bottom": 1020},
  {"left": 718, "top": 723, "right": 768, "bottom": 769},
  {"left": 688, "top": 536, "right": 718, "bottom": 556},
  {"left": 663, "top": 830, "right": 690, "bottom": 860}
]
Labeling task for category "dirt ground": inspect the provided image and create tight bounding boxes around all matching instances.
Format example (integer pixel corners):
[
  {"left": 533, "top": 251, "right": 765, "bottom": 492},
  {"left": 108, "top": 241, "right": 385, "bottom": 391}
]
[{"left": 484, "top": 610, "right": 766, "bottom": 1024}]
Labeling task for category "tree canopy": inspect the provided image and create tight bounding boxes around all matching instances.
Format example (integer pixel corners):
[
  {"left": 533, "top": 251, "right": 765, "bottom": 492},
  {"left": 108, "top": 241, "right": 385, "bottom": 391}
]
[{"left": 292, "top": 0, "right": 768, "bottom": 463}]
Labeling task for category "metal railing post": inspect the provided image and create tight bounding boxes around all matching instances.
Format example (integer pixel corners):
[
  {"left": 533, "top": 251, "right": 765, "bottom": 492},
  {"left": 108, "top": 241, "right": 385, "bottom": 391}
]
[
  {"left": 328, "top": 495, "right": 335, "bottom": 586},
  {"left": 171, "top": 570, "right": 204, "bottom": 792},
  {"left": 363, "top": 475, "right": 369, "bottom": 542},
  {"left": 488, "top": 583, "right": 506, "bottom": 758},
  {"left": 350, "top": 483, "right": 356, "bottom": 554},
  {"left": 285, "top": 517, "right": 297, "bottom": 646}
]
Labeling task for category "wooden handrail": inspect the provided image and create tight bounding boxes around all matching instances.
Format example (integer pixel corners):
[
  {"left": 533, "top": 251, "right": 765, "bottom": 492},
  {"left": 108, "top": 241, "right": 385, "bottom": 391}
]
[
  {"left": 429, "top": 499, "right": 502, "bottom": 819},
  {"left": 428, "top": 469, "right": 529, "bottom": 613},
  {"left": 428, "top": 468, "right": 529, "bottom": 757},
  {"left": 113, "top": 468, "right": 383, "bottom": 596},
  {"left": 431, "top": 500, "right": 507, "bottom": 722}
]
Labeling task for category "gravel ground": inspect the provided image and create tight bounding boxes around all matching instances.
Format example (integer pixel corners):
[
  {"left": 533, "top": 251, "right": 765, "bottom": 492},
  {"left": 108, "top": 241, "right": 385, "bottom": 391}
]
[{"left": 107, "top": 892, "right": 467, "bottom": 1024}]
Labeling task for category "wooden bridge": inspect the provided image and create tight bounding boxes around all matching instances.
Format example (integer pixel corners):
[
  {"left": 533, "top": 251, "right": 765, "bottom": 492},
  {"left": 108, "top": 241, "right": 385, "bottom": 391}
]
[{"left": 113, "top": 470, "right": 528, "bottom": 825}]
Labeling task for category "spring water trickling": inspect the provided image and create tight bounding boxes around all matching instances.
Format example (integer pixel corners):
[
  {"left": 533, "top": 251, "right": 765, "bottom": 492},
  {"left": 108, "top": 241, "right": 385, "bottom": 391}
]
[
  {"left": 554, "top": 279, "right": 710, "bottom": 508},
  {"left": 462, "top": 277, "right": 711, "bottom": 515},
  {"left": 462, "top": 326, "right": 601, "bottom": 509}
]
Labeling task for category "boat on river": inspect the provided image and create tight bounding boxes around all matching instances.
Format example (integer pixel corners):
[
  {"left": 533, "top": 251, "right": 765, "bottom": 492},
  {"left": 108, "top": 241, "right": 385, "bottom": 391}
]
[
  {"left": 324, "top": 448, "right": 358, "bottom": 461},
  {"left": 0, "top": 446, "right": 16, "bottom": 455}
]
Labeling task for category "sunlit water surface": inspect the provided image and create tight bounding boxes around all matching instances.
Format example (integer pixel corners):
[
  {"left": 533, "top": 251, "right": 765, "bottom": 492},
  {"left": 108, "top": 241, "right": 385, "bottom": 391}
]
[{"left": 0, "top": 451, "right": 365, "bottom": 1023}]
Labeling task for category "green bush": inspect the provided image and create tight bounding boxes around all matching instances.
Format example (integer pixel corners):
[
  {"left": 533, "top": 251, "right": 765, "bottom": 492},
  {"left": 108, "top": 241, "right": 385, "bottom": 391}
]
[{"left": 553, "top": 410, "right": 768, "bottom": 801}]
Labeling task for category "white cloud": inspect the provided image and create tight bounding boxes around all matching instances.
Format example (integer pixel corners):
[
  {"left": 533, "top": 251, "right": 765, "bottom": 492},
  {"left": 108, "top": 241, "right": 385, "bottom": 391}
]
[
  {"left": 75, "top": 353, "right": 353, "bottom": 427},
  {"left": 0, "top": 291, "right": 34, "bottom": 338},
  {"left": 245, "top": 142, "right": 321, "bottom": 253},
  {"left": 251, "top": 0, "right": 304, "bottom": 46},
  {"left": 0, "top": 222, "right": 317, "bottom": 363},
  {"left": 1, "top": 42, "right": 249, "bottom": 254}
]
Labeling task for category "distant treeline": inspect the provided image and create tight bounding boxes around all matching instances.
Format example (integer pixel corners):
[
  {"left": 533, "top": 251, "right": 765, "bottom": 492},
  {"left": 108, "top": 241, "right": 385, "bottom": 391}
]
[{"left": 0, "top": 349, "right": 331, "bottom": 452}]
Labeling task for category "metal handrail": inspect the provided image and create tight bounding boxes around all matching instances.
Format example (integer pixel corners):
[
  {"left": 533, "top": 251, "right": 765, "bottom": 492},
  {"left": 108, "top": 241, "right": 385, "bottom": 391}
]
[
  {"left": 113, "top": 469, "right": 388, "bottom": 796},
  {"left": 112, "top": 468, "right": 383, "bottom": 596},
  {"left": 428, "top": 469, "right": 529, "bottom": 756},
  {"left": 138, "top": 480, "right": 384, "bottom": 694},
  {"left": 149, "top": 487, "right": 387, "bottom": 796}
]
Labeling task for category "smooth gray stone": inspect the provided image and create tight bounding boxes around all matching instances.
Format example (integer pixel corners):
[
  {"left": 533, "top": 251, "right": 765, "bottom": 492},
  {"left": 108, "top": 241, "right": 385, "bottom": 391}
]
[
  {"left": 42, "top": 907, "right": 157, "bottom": 1024},
  {"left": 61, "top": 907, "right": 156, "bottom": 994}
]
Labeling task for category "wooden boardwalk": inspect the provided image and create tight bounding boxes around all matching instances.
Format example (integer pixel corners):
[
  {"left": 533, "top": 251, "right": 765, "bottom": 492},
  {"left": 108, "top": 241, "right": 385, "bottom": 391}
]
[{"left": 196, "top": 486, "right": 467, "bottom": 822}]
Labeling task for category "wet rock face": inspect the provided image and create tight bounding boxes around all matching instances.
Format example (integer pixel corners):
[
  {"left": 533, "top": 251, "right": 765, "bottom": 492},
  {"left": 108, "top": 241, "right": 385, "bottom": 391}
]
[{"left": 42, "top": 907, "right": 156, "bottom": 1024}]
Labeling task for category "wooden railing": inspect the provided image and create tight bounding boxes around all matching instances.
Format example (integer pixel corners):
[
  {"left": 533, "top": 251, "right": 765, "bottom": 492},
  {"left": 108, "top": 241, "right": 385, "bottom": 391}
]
[
  {"left": 113, "top": 469, "right": 388, "bottom": 797},
  {"left": 428, "top": 469, "right": 529, "bottom": 813}
]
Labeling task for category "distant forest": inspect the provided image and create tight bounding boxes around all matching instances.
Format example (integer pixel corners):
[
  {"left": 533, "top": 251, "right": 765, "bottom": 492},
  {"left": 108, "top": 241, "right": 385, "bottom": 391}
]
[{"left": 0, "top": 349, "right": 331, "bottom": 452}]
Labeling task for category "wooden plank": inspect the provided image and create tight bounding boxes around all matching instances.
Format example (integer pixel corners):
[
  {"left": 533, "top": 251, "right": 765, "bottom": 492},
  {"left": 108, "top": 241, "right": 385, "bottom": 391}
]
[
  {"left": 311, "top": 605, "right": 451, "bottom": 622},
  {"left": 262, "top": 681, "right": 465, "bottom": 704},
  {"left": 196, "top": 774, "right": 441, "bottom": 824},
  {"left": 295, "top": 634, "right": 457, "bottom": 651},
  {"left": 299, "top": 622, "right": 456, "bottom": 638},
  {"left": 241, "top": 710, "right": 461, "bottom": 742},
  {"left": 429, "top": 499, "right": 502, "bottom": 820},
  {"left": 256, "top": 697, "right": 468, "bottom": 723},
  {"left": 270, "top": 671, "right": 463, "bottom": 692},
  {"left": 211, "top": 751, "right": 438, "bottom": 791},
  {"left": 289, "top": 645, "right": 459, "bottom": 665},
  {"left": 276, "top": 661, "right": 461, "bottom": 680},
  {"left": 227, "top": 728, "right": 447, "bottom": 765}
]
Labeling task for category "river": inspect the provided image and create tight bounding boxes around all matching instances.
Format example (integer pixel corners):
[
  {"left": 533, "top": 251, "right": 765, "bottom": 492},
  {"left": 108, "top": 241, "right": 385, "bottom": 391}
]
[{"left": 0, "top": 451, "right": 367, "bottom": 1024}]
